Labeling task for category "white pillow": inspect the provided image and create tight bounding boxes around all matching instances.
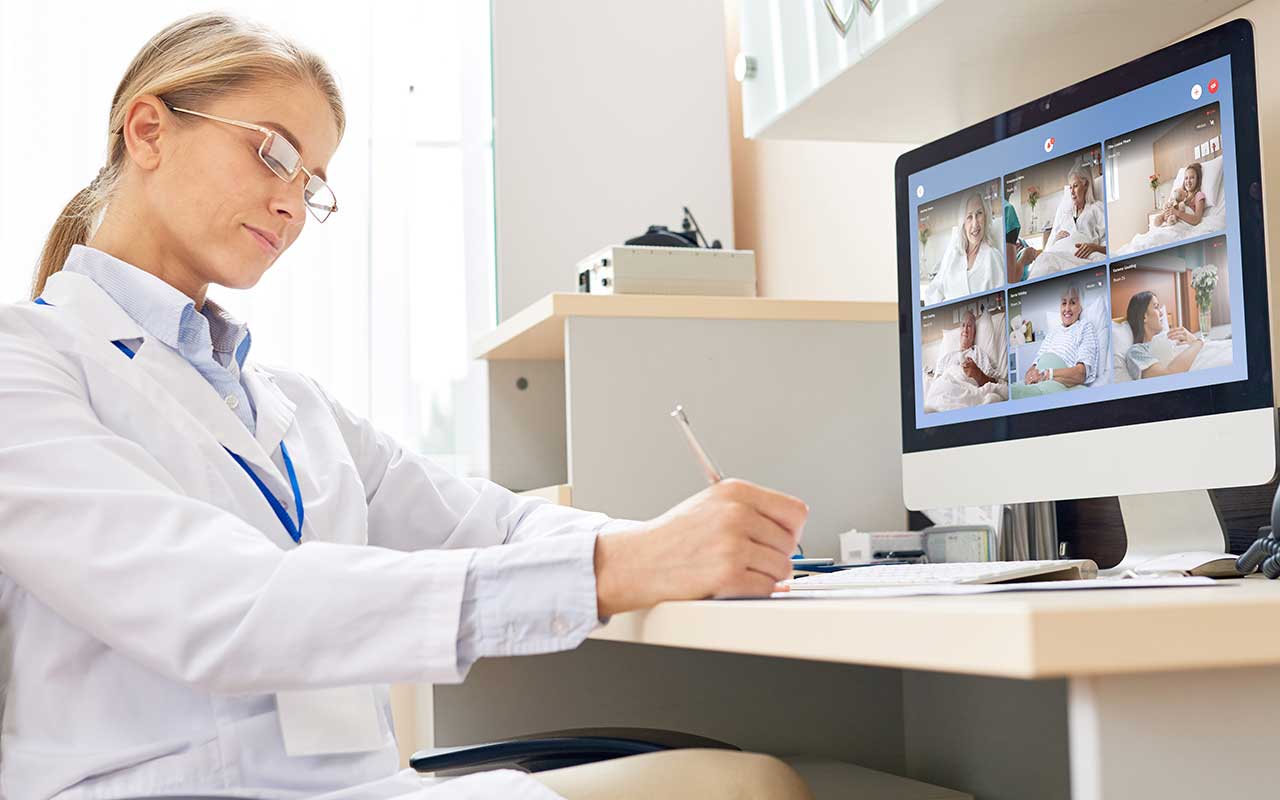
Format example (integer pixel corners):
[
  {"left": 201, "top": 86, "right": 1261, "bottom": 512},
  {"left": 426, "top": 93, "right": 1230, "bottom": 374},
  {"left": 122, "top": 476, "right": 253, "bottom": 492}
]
[
  {"left": 1111, "top": 319, "right": 1133, "bottom": 353},
  {"left": 941, "top": 324, "right": 963, "bottom": 356},
  {"left": 974, "top": 311, "right": 1006, "bottom": 379},
  {"left": 1111, "top": 320, "right": 1134, "bottom": 383},
  {"left": 1083, "top": 296, "right": 1110, "bottom": 384},
  {"left": 1199, "top": 156, "right": 1225, "bottom": 207},
  {"left": 989, "top": 310, "right": 1008, "bottom": 370}
]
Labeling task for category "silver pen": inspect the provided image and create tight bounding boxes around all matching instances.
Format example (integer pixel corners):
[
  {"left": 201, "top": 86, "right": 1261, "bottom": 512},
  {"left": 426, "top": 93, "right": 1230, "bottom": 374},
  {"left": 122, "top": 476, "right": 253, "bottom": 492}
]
[
  {"left": 669, "top": 404, "right": 804, "bottom": 558},
  {"left": 669, "top": 405, "right": 723, "bottom": 485}
]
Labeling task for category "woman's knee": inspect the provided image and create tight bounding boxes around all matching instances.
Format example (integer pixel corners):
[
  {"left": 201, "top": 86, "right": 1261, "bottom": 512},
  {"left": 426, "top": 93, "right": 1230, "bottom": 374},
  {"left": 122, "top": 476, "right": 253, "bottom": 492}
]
[{"left": 533, "top": 748, "right": 814, "bottom": 800}]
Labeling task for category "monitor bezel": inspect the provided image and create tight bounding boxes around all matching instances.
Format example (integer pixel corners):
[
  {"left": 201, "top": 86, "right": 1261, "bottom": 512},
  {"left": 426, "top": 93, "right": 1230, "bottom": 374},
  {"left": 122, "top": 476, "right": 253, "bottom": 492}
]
[{"left": 895, "top": 18, "right": 1271, "bottom": 456}]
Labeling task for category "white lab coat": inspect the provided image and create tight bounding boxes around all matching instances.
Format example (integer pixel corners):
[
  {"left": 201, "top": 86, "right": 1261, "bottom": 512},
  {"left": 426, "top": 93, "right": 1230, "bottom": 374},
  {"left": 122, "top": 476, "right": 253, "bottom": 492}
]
[{"left": 0, "top": 270, "right": 623, "bottom": 799}]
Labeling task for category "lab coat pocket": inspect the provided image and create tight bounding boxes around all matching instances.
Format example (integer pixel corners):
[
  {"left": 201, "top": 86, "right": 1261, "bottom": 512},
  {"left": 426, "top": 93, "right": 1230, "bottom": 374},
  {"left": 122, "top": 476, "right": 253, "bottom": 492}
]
[{"left": 276, "top": 686, "right": 385, "bottom": 756}]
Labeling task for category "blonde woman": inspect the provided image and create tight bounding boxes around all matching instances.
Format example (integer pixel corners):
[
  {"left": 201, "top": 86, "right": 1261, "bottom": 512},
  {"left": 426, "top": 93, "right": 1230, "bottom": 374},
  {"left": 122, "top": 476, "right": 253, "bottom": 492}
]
[
  {"left": 1022, "top": 164, "right": 1108, "bottom": 280},
  {"left": 0, "top": 13, "right": 812, "bottom": 800},
  {"left": 921, "top": 191, "right": 1004, "bottom": 306}
]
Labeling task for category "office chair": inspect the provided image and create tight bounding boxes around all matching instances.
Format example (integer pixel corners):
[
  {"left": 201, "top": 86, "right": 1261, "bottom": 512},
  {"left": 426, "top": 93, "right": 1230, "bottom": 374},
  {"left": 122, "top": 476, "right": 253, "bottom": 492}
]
[{"left": 409, "top": 727, "right": 739, "bottom": 774}]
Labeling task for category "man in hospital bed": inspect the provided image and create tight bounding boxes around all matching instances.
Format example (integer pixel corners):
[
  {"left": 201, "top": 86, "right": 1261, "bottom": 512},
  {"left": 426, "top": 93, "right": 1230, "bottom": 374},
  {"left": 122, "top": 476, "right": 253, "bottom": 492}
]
[{"left": 924, "top": 311, "right": 1008, "bottom": 412}]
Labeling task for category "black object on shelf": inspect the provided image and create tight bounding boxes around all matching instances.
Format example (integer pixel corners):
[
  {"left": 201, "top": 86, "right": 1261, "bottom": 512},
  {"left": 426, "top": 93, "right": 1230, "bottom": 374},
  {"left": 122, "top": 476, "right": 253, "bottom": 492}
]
[
  {"left": 409, "top": 727, "right": 739, "bottom": 774},
  {"left": 624, "top": 206, "right": 723, "bottom": 249}
]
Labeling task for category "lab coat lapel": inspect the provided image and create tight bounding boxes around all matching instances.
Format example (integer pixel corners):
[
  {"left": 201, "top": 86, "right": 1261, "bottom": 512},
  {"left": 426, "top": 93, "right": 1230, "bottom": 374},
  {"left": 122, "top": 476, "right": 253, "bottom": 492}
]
[
  {"left": 129, "top": 342, "right": 287, "bottom": 486},
  {"left": 41, "top": 271, "right": 288, "bottom": 490},
  {"left": 241, "top": 365, "right": 297, "bottom": 454}
]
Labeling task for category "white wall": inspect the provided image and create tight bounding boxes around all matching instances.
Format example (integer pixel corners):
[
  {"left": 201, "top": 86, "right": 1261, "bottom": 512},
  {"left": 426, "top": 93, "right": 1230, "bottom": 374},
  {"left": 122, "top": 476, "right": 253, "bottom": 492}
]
[
  {"left": 491, "top": 0, "right": 735, "bottom": 321},
  {"left": 1108, "top": 141, "right": 1160, "bottom": 248}
]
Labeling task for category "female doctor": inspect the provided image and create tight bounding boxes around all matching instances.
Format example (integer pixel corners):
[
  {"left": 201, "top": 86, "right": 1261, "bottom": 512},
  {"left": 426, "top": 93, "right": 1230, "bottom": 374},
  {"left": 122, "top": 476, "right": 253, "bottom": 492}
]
[{"left": 0, "top": 12, "right": 812, "bottom": 800}]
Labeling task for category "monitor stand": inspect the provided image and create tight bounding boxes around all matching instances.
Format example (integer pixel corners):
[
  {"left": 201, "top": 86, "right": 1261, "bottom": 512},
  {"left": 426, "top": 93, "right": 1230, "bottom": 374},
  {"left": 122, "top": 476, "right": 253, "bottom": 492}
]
[{"left": 1104, "top": 490, "right": 1228, "bottom": 574}]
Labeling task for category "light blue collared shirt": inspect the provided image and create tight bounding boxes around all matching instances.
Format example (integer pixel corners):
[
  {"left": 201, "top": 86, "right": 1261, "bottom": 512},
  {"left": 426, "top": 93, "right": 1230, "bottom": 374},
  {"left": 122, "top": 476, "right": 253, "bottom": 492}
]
[
  {"left": 58, "top": 243, "right": 604, "bottom": 675},
  {"left": 60, "top": 244, "right": 257, "bottom": 431}
]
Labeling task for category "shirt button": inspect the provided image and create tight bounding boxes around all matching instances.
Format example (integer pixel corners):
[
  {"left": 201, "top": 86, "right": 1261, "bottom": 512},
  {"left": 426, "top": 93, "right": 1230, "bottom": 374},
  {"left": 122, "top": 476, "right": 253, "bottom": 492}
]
[
  {"left": 225, "top": 394, "right": 240, "bottom": 410},
  {"left": 552, "top": 616, "right": 569, "bottom": 636}
]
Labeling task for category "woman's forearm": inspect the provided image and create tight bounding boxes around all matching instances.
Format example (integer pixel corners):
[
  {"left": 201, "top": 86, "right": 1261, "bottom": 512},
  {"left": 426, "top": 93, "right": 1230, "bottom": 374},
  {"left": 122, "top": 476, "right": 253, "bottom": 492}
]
[
  {"left": 1175, "top": 206, "right": 1204, "bottom": 225},
  {"left": 1055, "top": 363, "right": 1088, "bottom": 387},
  {"left": 1168, "top": 341, "right": 1204, "bottom": 374}
]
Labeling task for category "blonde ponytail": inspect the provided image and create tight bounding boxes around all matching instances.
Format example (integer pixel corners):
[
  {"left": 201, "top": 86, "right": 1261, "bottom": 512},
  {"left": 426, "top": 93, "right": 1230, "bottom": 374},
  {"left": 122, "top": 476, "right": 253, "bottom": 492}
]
[
  {"left": 32, "top": 11, "right": 345, "bottom": 298},
  {"left": 32, "top": 169, "right": 115, "bottom": 299}
]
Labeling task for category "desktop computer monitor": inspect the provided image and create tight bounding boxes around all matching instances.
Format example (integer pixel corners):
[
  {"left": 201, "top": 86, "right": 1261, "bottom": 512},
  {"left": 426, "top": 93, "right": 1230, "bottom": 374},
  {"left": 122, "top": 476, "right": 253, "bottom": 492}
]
[{"left": 895, "top": 20, "right": 1274, "bottom": 570}]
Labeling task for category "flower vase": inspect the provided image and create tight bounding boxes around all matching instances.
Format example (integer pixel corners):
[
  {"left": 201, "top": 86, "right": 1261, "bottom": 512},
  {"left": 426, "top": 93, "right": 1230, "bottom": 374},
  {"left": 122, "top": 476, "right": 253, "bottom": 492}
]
[
  {"left": 1153, "top": 189, "right": 1159, "bottom": 211},
  {"left": 1198, "top": 305, "right": 1212, "bottom": 338},
  {"left": 1029, "top": 207, "right": 1037, "bottom": 230}
]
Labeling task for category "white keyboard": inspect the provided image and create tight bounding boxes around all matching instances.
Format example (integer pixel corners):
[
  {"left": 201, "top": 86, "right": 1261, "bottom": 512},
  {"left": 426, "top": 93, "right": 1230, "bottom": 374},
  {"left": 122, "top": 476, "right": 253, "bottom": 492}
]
[{"left": 784, "top": 559, "right": 1099, "bottom": 590}]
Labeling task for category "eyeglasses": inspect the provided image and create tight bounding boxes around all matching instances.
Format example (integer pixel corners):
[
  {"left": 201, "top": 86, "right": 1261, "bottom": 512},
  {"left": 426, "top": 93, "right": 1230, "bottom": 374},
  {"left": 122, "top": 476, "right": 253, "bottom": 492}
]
[{"left": 167, "top": 104, "right": 337, "bottom": 223}]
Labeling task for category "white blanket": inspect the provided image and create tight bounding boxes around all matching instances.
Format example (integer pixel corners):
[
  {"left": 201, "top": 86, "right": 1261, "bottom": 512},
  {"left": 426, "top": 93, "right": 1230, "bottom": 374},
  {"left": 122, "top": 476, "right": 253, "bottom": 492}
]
[
  {"left": 1187, "top": 338, "right": 1234, "bottom": 370},
  {"left": 1025, "top": 198, "right": 1107, "bottom": 280},
  {"left": 1112, "top": 336, "right": 1234, "bottom": 383},
  {"left": 924, "top": 365, "right": 1009, "bottom": 413},
  {"left": 1114, "top": 202, "right": 1227, "bottom": 255}
]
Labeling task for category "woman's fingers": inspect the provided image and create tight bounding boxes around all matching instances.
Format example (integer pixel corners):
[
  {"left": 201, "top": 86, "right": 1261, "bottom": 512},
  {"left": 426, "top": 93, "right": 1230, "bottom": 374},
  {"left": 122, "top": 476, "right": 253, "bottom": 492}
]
[
  {"left": 744, "top": 541, "right": 794, "bottom": 583},
  {"left": 742, "top": 512, "right": 799, "bottom": 557},
  {"left": 717, "top": 479, "right": 808, "bottom": 541}
]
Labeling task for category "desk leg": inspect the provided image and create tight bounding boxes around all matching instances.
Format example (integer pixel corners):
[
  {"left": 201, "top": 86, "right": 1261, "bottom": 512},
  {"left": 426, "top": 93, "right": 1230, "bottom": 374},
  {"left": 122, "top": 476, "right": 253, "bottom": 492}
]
[{"left": 1068, "top": 665, "right": 1280, "bottom": 799}]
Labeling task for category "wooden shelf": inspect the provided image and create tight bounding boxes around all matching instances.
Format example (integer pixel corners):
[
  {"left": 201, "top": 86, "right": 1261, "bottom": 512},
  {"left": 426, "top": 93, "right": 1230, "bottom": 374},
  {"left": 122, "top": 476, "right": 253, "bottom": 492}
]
[
  {"left": 592, "top": 577, "right": 1280, "bottom": 679},
  {"left": 750, "top": 0, "right": 1249, "bottom": 142},
  {"left": 473, "top": 293, "right": 897, "bottom": 360}
]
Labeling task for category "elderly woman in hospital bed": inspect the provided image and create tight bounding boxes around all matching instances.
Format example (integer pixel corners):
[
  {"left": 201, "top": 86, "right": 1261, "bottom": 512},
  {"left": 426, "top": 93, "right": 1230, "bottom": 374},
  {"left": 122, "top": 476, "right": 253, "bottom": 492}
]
[
  {"left": 933, "top": 311, "right": 1000, "bottom": 385},
  {"left": 923, "top": 310, "right": 1009, "bottom": 412},
  {"left": 1011, "top": 284, "right": 1101, "bottom": 399},
  {"left": 921, "top": 191, "right": 1003, "bottom": 306},
  {"left": 1020, "top": 165, "right": 1107, "bottom": 281}
]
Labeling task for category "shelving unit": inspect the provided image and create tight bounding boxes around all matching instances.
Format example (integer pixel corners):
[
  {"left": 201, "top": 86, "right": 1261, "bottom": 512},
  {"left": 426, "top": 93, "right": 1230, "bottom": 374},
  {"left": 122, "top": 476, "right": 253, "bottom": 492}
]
[
  {"left": 476, "top": 292, "right": 905, "bottom": 554},
  {"left": 739, "top": 0, "right": 1250, "bottom": 142}
]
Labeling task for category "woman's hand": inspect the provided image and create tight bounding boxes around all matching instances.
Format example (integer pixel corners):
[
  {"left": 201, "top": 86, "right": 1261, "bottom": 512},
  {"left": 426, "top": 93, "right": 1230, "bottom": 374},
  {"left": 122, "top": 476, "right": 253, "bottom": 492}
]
[
  {"left": 1074, "top": 242, "right": 1103, "bottom": 258},
  {"left": 1168, "top": 326, "right": 1200, "bottom": 345},
  {"left": 593, "top": 479, "right": 808, "bottom": 616},
  {"left": 1055, "top": 230, "right": 1069, "bottom": 241},
  {"left": 1025, "top": 365, "right": 1043, "bottom": 384}
]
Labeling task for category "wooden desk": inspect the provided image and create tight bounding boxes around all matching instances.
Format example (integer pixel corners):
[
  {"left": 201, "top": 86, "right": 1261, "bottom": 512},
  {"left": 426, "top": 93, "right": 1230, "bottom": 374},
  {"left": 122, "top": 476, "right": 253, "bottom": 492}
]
[
  {"left": 593, "top": 578, "right": 1280, "bottom": 678},
  {"left": 435, "top": 579, "right": 1280, "bottom": 800}
]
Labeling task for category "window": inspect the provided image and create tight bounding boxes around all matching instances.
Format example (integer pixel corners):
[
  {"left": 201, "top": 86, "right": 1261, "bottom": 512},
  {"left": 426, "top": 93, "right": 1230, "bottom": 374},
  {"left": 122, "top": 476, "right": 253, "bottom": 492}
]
[{"left": 0, "top": 1, "right": 495, "bottom": 475}]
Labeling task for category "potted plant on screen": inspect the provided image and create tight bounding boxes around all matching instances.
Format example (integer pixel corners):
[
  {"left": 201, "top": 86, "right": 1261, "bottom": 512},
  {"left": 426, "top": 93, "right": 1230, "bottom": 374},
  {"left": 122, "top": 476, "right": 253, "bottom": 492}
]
[
  {"left": 1150, "top": 172, "right": 1161, "bottom": 210},
  {"left": 1192, "top": 264, "right": 1219, "bottom": 337},
  {"left": 1026, "top": 186, "right": 1040, "bottom": 230}
]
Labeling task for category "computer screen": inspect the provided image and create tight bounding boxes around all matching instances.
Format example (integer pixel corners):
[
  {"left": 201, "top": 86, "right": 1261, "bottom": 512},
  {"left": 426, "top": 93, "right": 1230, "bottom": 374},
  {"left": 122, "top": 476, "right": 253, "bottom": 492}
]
[
  {"left": 895, "top": 21, "right": 1272, "bottom": 515},
  {"left": 909, "top": 57, "right": 1244, "bottom": 430}
]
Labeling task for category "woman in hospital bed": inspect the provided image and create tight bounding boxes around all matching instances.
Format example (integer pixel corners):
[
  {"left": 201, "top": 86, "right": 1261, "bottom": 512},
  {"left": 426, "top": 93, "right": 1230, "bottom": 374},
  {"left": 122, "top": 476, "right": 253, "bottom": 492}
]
[
  {"left": 921, "top": 191, "right": 1003, "bottom": 306},
  {"left": 1011, "top": 284, "right": 1100, "bottom": 399},
  {"left": 923, "top": 310, "right": 1009, "bottom": 412},
  {"left": 1020, "top": 165, "right": 1107, "bottom": 281},
  {"left": 1118, "top": 290, "right": 1232, "bottom": 380}
]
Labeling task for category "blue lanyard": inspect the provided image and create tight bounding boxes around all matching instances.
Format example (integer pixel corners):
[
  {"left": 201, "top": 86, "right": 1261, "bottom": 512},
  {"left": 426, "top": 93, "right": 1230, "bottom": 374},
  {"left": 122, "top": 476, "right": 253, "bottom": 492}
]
[
  {"left": 35, "top": 298, "right": 306, "bottom": 544},
  {"left": 225, "top": 444, "right": 305, "bottom": 544}
]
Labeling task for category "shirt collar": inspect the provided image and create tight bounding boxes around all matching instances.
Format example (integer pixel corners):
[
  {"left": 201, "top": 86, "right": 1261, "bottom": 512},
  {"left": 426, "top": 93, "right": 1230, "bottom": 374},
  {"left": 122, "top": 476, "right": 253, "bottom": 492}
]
[{"left": 61, "top": 244, "right": 251, "bottom": 367}]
